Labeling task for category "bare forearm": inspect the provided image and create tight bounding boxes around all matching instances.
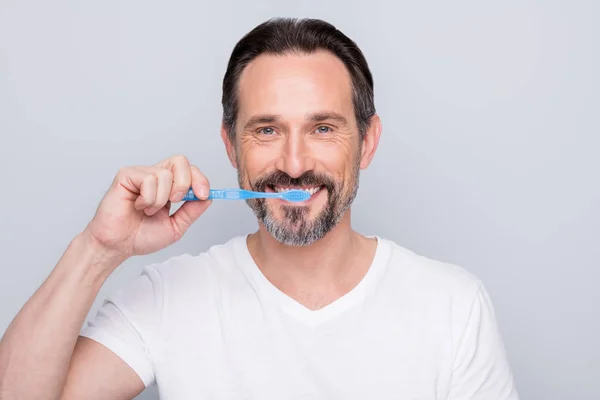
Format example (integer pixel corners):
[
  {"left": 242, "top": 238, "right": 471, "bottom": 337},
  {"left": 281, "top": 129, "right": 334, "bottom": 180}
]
[{"left": 0, "top": 231, "right": 124, "bottom": 400}]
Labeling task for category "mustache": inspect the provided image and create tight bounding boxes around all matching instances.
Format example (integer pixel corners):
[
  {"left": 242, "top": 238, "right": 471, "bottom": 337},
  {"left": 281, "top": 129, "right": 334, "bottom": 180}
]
[{"left": 252, "top": 170, "right": 337, "bottom": 193}]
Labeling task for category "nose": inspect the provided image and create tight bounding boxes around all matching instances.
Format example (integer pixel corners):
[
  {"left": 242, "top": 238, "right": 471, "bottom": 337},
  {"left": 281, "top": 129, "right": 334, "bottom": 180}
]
[{"left": 275, "top": 132, "right": 315, "bottom": 178}]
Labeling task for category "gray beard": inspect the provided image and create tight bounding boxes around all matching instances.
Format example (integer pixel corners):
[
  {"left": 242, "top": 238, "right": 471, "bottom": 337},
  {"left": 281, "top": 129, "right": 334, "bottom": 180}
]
[{"left": 238, "top": 163, "right": 360, "bottom": 247}]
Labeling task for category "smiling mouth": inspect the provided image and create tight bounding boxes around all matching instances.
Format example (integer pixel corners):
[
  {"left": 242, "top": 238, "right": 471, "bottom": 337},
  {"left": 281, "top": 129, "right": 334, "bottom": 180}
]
[{"left": 266, "top": 185, "right": 324, "bottom": 196}]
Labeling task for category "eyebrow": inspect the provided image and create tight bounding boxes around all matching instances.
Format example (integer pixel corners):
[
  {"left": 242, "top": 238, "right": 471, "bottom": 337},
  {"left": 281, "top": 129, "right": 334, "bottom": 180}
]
[
  {"left": 243, "top": 115, "right": 279, "bottom": 131},
  {"left": 308, "top": 112, "right": 348, "bottom": 126},
  {"left": 243, "top": 112, "right": 348, "bottom": 130}
]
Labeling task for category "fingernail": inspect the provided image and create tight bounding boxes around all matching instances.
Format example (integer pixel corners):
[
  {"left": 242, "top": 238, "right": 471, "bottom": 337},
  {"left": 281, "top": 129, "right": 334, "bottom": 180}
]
[{"left": 199, "top": 186, "right": 209, "bottom": 199}]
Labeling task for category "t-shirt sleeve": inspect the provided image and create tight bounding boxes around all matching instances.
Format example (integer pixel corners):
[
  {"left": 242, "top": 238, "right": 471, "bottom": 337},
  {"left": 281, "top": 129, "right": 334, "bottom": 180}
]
[
  {"left": 80, "top": 265, "right": 164, "bottom": 388},
  {"left": 448, "top": 282, "right": 520, "bottom": 400}
]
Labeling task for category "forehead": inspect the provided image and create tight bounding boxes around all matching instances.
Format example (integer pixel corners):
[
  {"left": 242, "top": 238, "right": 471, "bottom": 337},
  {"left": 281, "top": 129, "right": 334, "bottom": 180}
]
[{"left": 237, "top": 50, "right": 354, "bottom": 122}]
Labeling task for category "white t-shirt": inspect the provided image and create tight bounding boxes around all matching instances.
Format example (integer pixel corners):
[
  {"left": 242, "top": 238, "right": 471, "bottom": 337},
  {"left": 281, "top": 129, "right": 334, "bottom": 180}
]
[{"left": 81, "top": 235, "right": 519, "bottom": 399}]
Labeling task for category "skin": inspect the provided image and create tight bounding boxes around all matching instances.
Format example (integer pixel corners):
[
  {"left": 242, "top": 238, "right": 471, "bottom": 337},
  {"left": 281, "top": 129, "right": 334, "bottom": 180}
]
[
  {"left": 222, "top": 50, "right": 382, "bottom": 309},
  {"left": 0, "top": 50, "right": 382, "bottom": 399}
]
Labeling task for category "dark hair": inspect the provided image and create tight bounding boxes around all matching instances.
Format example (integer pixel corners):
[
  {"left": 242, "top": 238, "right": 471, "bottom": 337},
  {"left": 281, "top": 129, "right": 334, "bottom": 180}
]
[{"left": 221, "top": 17, "right": 375, "bottom": 141}]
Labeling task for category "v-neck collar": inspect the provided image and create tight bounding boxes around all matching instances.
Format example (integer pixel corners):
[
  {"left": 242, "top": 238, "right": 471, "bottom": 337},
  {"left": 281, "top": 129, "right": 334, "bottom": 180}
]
[{"left": 232, "top": 234, "right": 391, "bottom": 328}]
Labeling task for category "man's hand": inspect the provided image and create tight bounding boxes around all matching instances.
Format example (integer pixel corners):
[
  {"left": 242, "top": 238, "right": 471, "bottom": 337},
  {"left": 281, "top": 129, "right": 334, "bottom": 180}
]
[{"left": 85, "top": 155, "right": 211, "bottom": 261}]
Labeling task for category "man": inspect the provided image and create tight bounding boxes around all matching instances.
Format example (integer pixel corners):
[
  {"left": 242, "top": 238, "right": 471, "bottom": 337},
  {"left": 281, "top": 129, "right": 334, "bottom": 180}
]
[{"left": 0, "top": 17, "right": 518, "bottom": 400}]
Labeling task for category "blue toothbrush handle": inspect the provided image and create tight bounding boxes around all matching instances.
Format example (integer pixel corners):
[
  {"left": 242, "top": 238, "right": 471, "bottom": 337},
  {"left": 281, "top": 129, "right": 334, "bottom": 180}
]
[
  {"left": 181, "top": 189, "right": 223, "bottom": 201},
  {"left": 181, "top": 188, "right": 280, "bottom": 201}
]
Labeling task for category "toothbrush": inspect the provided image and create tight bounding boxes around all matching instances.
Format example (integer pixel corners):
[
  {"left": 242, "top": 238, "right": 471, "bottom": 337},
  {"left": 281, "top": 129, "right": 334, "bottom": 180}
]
[{"left": 181, "top": 188, "right": 311, "bottom": 202}]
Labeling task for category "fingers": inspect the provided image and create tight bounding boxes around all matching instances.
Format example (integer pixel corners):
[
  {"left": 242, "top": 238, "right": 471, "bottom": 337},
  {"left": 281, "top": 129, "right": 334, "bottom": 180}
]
[
  {"left": 115, "top": 167, "right": 150, "bottom": 196},
  {"left": 190, "top": 165, "right": 210, "bottom": 200},
  {"left": 133, "top": 173, "right": 157, "bottom": 211},
  {"left": 157, "top": 159, "right": 212, "bottom": 238},
  {"left": 170, "top": 198, "right": 211, "bottom": 239},
  {"left": 157, "top": 160, "right": 211, "bottom": 238},
  {"left": 143, "top": 168, "right": 174, "bottom": 216},
  {"left": 155, "top": 155, "right": 210, "bottom": 202},
  {"left": 165, "top": 155, "right": 192, "bottom": 202},
  {"left": 117, "top": 155, "right": 210, "bottom": 217}
]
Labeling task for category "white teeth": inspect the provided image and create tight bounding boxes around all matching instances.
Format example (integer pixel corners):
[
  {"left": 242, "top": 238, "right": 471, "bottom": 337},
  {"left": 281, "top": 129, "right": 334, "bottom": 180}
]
[{"left": 274, "top": 186, "right": 321, "bottom": 195}]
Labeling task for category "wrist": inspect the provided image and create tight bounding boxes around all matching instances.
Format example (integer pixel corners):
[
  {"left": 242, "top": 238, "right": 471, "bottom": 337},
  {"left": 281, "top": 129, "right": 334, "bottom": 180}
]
[{"left": 68, "top": 230, "right": 128, "bottom": 282}]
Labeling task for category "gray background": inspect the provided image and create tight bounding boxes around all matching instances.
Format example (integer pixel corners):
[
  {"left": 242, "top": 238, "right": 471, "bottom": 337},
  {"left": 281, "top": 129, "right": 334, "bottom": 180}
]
[{"left": 1, "top": 0, "right": 598, "bottom": 399}]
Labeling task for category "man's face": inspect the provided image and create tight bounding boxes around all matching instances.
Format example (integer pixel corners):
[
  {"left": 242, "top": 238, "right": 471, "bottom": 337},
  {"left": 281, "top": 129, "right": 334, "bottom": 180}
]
[{"left": 226, "top": 50, "right": 371, "bottom": 246}]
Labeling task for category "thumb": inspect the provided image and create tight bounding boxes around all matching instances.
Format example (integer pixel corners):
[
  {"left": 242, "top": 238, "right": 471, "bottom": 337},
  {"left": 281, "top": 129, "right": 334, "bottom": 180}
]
[{"left": 170, "top": 199, "right": 211, "bottom": 238}]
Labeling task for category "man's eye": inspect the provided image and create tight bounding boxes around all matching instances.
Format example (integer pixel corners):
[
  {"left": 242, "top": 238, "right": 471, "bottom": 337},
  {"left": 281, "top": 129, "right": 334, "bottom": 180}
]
[
  {"left": 259, "top": 127, "right": 275, "bottom": 135},
  {"left": 315, "top": 126, "right": 332, "bottom": 134}
]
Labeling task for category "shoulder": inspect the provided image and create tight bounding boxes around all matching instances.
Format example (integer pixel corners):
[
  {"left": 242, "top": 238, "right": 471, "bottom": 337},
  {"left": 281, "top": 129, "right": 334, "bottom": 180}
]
[
  {"left": 98, "top": 236, "right": 243, "bottom": 305},
  {"left": 375, "top": 238, "right": 510, "bottom": 362},
  {"left": 382, "top": 237, "right": 483, "bottom": 292},
  {"left": 95, "top": 236, "right": 248, "bottom": 332},
  {"left": 375, "top": 237, "right": 487, "bottom": 317},
  {"left": 144, "top": 235, "right": 248, "bottom": 292}
]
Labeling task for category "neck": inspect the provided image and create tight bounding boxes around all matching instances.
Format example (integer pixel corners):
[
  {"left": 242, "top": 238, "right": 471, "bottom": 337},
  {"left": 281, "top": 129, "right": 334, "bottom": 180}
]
[{"left": 246, "top": 209, "right": 377, "bottom": 309}]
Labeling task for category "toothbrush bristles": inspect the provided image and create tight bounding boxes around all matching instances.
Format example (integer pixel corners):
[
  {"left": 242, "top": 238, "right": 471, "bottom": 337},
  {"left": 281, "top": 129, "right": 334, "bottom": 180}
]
[{"left": 283, "top": 189, "right": 311, "bottom": 202}]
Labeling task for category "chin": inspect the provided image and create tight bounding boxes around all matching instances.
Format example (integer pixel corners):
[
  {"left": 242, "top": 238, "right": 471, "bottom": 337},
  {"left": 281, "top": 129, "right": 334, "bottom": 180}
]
[
  {"left": 262, "top": 205, "right": 341, "bottom": 247},
  {"left": 268, "top": 229, "right": 324, "bottom": 247}
]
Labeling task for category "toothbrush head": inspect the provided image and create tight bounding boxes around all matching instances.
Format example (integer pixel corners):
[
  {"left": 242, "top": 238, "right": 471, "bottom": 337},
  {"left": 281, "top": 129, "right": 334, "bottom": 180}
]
[{"left": 280, "top": 189, "right": 311, "bottom": 202}]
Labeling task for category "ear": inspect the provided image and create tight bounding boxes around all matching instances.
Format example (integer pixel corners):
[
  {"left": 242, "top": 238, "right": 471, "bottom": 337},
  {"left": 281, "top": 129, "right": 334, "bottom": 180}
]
[
  {"left": 221, "top": 123, "right": 238, "bottom": 168},
  {"left": 359, "top": 114, "right": 382, "bottom": 169}
]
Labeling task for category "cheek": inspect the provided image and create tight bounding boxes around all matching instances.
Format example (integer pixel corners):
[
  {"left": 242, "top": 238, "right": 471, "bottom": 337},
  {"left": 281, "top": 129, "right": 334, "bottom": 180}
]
[
  {"left": 310, "top": 140, "right": 356, "bottom": 177},
  {"left": 239, "top": 143, "right": 281, "bottom": 178}
]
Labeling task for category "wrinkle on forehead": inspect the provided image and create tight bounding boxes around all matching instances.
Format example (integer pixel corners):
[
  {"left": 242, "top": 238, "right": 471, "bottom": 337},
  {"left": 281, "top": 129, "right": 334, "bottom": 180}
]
[{"left": 236, "top": 50, "right": 355, "bottom": 126}]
